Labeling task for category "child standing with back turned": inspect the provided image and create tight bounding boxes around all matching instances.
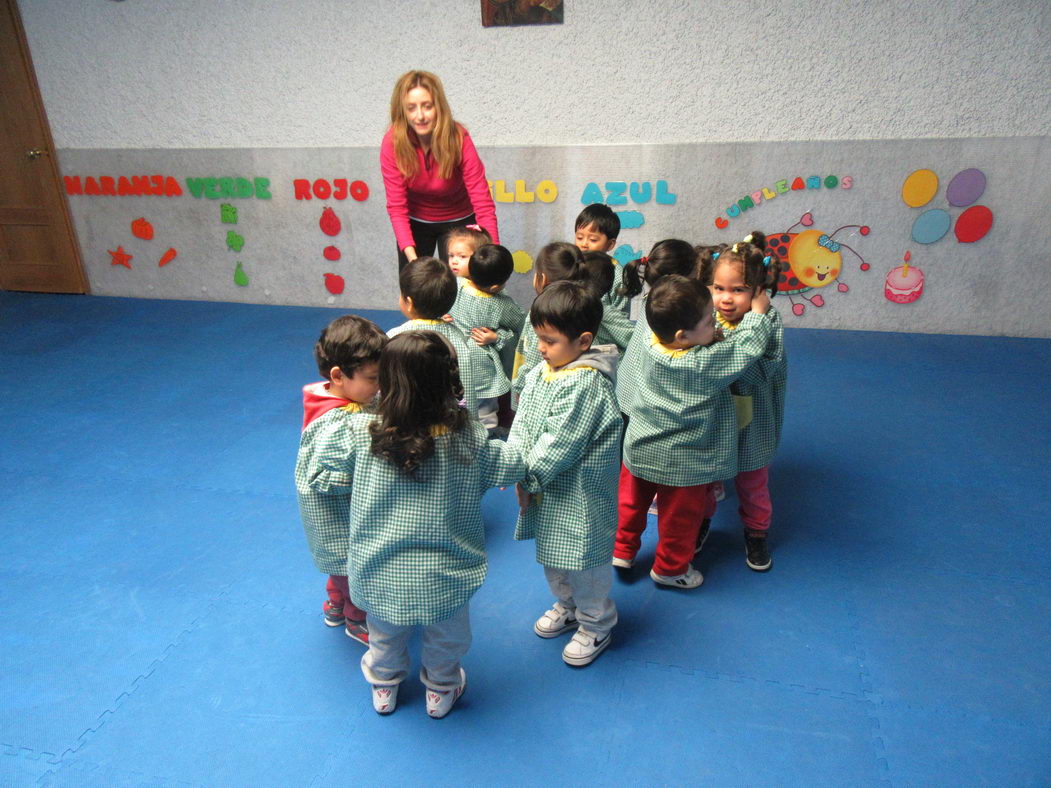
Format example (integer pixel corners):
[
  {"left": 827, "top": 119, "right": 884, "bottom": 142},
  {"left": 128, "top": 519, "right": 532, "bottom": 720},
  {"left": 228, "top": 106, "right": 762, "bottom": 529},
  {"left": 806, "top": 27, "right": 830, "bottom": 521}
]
[
  {"left": 613, "top": 275, "right": 773, "bottom": 588},
  {"left": 509, "top": 281, "right": 623, "bottom": 666},
  {"left": 301, "top": 332, "right": 524, "bottom": 717},
  {"left": 295, "top": 314, "right": 387, "bottom": 645}
]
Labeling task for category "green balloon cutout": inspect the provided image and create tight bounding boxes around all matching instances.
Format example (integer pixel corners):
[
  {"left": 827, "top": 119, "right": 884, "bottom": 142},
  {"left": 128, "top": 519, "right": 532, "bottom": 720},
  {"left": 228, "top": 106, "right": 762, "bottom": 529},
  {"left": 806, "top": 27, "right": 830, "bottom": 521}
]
[{"left": 234, "top": 262, "right": 249, "bottom": 286}]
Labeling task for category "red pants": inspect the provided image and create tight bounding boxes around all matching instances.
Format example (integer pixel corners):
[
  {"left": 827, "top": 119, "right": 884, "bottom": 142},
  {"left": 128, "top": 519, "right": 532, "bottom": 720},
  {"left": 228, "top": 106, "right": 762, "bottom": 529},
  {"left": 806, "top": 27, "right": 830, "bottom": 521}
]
[
  {"left": 326, "top": 575, "right": 366, "bottom": 622},
  {"left": 700, "top": 466, "right": 772, "bottom": 532},
  {"left": 615, "top": 464, "right": 715, "bottom": 576}
]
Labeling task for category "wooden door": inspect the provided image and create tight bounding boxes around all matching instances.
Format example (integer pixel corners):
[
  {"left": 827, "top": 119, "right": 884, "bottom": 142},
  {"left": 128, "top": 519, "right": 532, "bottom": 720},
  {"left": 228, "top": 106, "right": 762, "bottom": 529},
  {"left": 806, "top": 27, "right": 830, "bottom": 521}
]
[{"left": 0, "top": 0, "right": 87, "bottom": 293}]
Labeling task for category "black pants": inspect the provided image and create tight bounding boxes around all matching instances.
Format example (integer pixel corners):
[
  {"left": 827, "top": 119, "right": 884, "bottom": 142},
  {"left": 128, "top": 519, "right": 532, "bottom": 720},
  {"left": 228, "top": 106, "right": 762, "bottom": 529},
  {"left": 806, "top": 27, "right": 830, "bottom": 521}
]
[{"left": 396, "top": 214, "right": 476, "bottom": 270}]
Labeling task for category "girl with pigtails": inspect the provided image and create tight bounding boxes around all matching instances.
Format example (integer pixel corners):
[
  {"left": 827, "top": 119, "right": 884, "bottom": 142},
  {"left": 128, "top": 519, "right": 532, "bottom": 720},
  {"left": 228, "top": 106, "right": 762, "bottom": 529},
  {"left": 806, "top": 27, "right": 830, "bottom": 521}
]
[{"left": 697, "top": 231, "right": 788, "bottom": 572}]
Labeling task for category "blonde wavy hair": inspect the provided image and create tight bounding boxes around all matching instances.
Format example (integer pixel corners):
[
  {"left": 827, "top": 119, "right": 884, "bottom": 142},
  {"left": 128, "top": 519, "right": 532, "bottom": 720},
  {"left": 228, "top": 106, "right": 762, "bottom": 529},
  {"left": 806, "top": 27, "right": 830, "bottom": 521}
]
[{"left": 388, "top": 71, "right": 463, "bottom": 182}]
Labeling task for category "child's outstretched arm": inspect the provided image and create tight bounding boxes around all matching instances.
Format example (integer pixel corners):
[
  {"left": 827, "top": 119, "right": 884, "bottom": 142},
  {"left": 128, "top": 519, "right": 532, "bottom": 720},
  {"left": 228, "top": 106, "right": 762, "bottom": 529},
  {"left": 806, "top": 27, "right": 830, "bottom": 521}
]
[
  {"left": 477, "top": 425, "right": 526, "bottom": 490},
  {"left": 690, "top": 308, "right": 774, "bottom": 393},
  {"left": 305, "top": 416, "right": 360, "bottom": 496}
]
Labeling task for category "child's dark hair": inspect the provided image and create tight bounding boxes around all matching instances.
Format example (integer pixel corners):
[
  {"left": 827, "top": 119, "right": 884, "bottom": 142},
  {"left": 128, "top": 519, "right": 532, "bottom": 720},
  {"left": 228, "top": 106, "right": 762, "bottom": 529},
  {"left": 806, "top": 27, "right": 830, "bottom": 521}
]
[
  {"left": 698, "top": 231, "right": 781, "bottom": 296},
  {"left": 581, "top": 251, "right": 615, "bottom": 298},
  {"left": 314, "top": 314, "right": 388, "bottom": 379},
  {"left": 534, "top": 242, "right": 587, "bottom": 289},
  {"left": 399, "top": 256, "right": 457, "bottom": 317},
  {"left": 468, "top": 243, "right": 514, "bottom": 289},
  {"left": 574, "top": 204, "right": 620, "bottom": 241},
  {"left": 646, "top": 275, "right": 713, "bottom": 344},
  {"left": 438, "top": 225, "right": 492, "bottom": 262},
  {"left": 529, "top": 280, "right": 603, "bottom": 342},
  {"left": 369, "top": 331, "right": 471, "bottom": 479},
  {"left": 620, "top": 238, "right": 698, "bottom": 298}
]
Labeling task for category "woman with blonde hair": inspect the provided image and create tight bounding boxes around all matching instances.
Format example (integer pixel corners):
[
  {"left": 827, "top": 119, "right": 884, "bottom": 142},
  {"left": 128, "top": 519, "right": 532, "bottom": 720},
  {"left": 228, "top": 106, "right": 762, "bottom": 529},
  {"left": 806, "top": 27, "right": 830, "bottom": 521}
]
[{"left": 380, "top": 71, "right": 500, "bottom": 270}]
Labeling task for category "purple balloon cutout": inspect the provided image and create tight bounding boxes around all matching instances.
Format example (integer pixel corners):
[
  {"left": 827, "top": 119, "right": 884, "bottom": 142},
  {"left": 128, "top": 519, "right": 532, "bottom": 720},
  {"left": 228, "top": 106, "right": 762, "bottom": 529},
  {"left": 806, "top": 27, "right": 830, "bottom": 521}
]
[{"left": 946, "top": 168, "right": 986, "bottom": 207}]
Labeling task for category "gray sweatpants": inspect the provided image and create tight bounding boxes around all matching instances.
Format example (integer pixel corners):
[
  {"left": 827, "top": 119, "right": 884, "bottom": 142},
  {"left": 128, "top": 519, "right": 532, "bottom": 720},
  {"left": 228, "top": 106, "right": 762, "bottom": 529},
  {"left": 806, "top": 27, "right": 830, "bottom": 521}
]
[
  {"left": 544, "top": 564, "right": 618, "bottom": 637},
  {"left": 360, "top": 604, "right": 471, "bottom": 691}
]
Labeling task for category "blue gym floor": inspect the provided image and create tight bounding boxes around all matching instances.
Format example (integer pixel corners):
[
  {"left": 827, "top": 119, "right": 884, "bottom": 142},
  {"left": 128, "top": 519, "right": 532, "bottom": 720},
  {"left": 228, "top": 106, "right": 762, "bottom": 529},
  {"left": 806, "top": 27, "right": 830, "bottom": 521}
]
[{"left": 1, "top": 291, "right": 1049, "bottom": 786}]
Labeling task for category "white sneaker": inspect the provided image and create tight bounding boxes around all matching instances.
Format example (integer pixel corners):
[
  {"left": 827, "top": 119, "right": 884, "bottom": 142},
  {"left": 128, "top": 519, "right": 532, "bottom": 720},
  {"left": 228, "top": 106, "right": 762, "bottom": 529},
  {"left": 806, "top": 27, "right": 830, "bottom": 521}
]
[
  {"left": 713, "top": 481, "right": 726, "bottom": 502},
  {"left": 534, "top": 602, "right": 578, "bottom": 638},
  {"left": 650, "top": 565, "right": 704, "bottom": 589},
  {"left": 611, "top": 555, "right": 634, "bottom": 569},
  {"left": 562, "top": 628, "right": 612, "bottom": 666},
  {"left": 371, "top": 683, "right": 398, "bottom": 715},
  {"left": 426, "top": 668, "right": 467, "bottom": 719}
]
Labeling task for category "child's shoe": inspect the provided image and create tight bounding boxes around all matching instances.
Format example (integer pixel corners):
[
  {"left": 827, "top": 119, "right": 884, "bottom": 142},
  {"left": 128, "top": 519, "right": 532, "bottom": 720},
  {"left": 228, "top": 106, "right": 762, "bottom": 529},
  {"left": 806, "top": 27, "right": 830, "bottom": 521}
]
[
  {"left": 344, "top": 618, "right": 369, "bottom": 645},
  {"left": 371, "top": 684, "right": 398, "bottom": 715},
  {"left": 322, "top": 599, "right": 346, "bottom": 627},
  {"left": 426, "top": 669, "right": 467, "bottom": 719},
  {"left": 745, "top": 531, "right": 772, "bottom": 572},
  {"left": 561, "top": 628, "right": 611, "bottom": 666},
  {"left": 650, "top": 565, "right": 704, "bottom": 589},
  {"left": 694, "top": 518, "right": 712, "bottom": 555},
  {"left": 713, "top": 481, "right": 726, "bottom": 502},
  {"left": 611, "top": 555, "right": 634, "bottom": 569},
  {"left": 534, "top": 602, "right": 578, "bottom": 638}
]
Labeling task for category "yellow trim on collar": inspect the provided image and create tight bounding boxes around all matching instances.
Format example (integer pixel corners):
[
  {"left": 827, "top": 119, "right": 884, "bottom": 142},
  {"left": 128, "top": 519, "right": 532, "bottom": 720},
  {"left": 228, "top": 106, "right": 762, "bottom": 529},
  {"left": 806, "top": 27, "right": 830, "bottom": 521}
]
[
  {"left": 463, "top": 282, "right": 494, "bottom": 298},
  {"left": 411, "top": 319, "right": 445, "bottom": 326},
  {"left": 541, "top": 362, "right": 596, "bottom": 382},
  {"left": 650, "top": 332, "right": 688, "bottom": 358},
  {"left": 715, "top": 312, "right": 739, "bottom": 332},
  {"left": 430, "top": 424, "right": 451, "bottom": 436},
  {"left": 338, "top": 402, "right": 364, "bottom": 414}
]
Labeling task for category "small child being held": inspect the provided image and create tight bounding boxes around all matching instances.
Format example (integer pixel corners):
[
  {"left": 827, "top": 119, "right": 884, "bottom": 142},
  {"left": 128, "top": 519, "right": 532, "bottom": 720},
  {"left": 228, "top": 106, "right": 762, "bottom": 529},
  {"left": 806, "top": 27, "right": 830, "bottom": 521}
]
[
  {"left": 613, "top": 275, "right": 773, "bottom": 589},
  {"left": 697, "top": 233, "right": 787, "bottom": 572},
  {"left": 388, "top": 256, "right": 495, "bottom": 420},
  {"left": 301, "top": 331, "right": 524, "bottom": 717},
  {"left": 448, "top": 243, "right": 525, "bottom": 429},
  {"left": 509, "top": 281, "right": 623, "bottom": 666},
  {"left": 441, "top": 224, "right": 492, "bottom": 280},
  {"left": 296, "top": 314, "right": 388, "bottom": 645}
]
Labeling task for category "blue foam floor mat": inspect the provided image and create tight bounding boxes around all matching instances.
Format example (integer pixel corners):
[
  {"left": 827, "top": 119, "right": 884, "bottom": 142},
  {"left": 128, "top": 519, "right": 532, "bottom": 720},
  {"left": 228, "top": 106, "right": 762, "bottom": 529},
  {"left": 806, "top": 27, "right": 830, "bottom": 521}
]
[{"left": 1, "top": 292, "right": 1048, "bottom": 786}]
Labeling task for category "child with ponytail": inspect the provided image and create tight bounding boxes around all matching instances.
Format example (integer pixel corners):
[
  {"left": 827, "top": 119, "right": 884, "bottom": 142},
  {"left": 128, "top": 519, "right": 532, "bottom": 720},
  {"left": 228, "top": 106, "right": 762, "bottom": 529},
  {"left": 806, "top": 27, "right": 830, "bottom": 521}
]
[
  {"left": 696, "top": 232, "right": 787, "bottom": 572},
  {"left": 299, "top": 332, "right": 524, "bottom": 717}
]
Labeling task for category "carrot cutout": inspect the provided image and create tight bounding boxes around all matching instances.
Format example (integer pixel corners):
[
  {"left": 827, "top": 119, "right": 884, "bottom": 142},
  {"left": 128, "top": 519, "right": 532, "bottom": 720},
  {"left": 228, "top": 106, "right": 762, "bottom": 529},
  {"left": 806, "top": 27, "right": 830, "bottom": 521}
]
[{"left": 158, "top": 248, "right": 177, "bottom": 267}]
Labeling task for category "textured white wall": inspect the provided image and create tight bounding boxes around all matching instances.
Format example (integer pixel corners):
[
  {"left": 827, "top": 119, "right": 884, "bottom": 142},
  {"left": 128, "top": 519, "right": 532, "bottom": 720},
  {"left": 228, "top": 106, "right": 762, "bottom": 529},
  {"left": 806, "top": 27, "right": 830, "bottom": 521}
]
[{"left": 19, "top": 0, "right": 1051, "bottom": 149}]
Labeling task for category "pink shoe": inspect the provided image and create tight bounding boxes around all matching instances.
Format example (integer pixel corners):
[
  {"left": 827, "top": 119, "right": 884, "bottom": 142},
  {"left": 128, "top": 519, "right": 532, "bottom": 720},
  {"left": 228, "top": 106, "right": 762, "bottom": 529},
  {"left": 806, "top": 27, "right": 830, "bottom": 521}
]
[{"left": 426, "top": 669, "right": 467, "bottom": 719}]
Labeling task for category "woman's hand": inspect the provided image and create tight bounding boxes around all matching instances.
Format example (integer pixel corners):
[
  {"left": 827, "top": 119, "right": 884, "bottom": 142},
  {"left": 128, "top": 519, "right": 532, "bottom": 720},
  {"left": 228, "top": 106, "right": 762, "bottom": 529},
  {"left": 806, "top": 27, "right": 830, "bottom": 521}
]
[
  {"left": 404, "top": 246, "right": 418, "bottom": 263},
  {"left": 471, "top": 327, "right": 499, "bottom": 346}
]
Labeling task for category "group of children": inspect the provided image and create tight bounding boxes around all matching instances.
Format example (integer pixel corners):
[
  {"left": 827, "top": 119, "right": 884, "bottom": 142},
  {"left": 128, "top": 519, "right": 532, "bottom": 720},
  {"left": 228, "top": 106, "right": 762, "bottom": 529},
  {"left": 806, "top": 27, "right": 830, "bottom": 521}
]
[{"left": 294, "top": 204, "right": 787, "bottom": 718}]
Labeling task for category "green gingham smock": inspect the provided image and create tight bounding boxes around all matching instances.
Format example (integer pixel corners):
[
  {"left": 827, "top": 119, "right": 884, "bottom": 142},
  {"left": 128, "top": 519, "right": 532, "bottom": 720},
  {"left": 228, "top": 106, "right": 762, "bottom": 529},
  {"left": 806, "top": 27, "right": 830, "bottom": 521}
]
[
  {"left": 449, "top": 280, "right": 525, "bottom": 383},
  {"left": 299, "top": 412, "right": 525, "bottom": 626},
  {"left": 388, "top": 319, "right": 487, "bottom": 412},
  {"left": 605, "top": 262, "right": 632, "bottom": 317},
  {"left": 296, "top": 401, "right": 367, "bottom": 574},
  {"left": 596, "top": 302, "right": 634, "bottom": 353},
  {"left": 614, "top": 297, "right": 651, "bottom": 412},
  {"left": 723, "top": 306, "right": 787, "bottom": 472},
  {"left": 507, "top": 348, "right": 623, "bottom": 571},
  {"left": 623, "top": 311, "right": 773, "bottom": 487},
  {"left": 511, "top": 311, "right": 541, "bottom": 407}
]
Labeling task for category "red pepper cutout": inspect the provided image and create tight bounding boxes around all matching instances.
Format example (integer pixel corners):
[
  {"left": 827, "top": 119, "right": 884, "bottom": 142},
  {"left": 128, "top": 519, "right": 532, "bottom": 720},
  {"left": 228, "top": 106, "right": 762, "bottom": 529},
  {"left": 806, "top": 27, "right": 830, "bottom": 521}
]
[
  {"left": 324, "top": 273, "right": 345, "bottom": 294},
  {"left": 323, "top": 245, "right": 341, "bottom": 261},
  {"left": 131, "top": 217, "right": 154, "bottom": 240},
  {"left": 158, "top": 248, "right": 177, "bottom": 267},
  {"left": 320, "top": 207, "right": 341, "bottom": 236}
]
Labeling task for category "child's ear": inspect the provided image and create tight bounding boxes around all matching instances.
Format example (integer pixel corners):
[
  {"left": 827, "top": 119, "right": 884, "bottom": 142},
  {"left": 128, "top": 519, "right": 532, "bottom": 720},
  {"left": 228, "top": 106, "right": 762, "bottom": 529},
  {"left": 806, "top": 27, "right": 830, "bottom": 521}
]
[
  {"left": 578, "top": 331, "right": 595, "bottom": 351},
  {"left": 329, "top": 366, "right": 344, "bottom": 384},
  {"left": 672, "top": 329, "right": 687, "bottom": 345},
  {"left": 605, "top": 238, "right": 617, "bottom": 253}
]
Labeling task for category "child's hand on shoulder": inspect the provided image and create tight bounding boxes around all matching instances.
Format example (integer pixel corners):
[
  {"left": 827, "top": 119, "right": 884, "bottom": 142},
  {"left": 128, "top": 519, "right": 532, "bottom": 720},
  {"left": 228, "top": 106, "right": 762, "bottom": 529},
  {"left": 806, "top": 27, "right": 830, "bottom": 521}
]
[
  {"left": 471, "top": 327, "right": 498, "bottom": 346},
  {"left": 515, "top": 482, "right": 535, "bottom": 514},
  {"left": 441, "top": 313, "right": 455, "bottom": 323},
  {"left": 751, "top": 289, "right": 771, "bottom": 315}
]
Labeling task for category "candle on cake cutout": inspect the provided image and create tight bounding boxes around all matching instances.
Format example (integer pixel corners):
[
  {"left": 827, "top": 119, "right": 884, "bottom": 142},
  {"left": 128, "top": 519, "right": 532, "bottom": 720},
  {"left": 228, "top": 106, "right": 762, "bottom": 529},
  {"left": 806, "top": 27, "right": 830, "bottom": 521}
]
[{"left": 885, "top": 250, "right": 925, "bottom": 304}]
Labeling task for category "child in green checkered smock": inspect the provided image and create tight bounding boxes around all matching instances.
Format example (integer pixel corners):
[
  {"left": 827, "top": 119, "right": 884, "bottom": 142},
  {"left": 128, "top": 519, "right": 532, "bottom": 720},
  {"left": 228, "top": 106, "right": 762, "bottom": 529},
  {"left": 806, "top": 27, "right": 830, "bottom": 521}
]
[
  {"left": 572, "top": 204, "right": 635, "bottom": 340},
  {"left": 614, "top": 239, "right": 703, "bottom": 413},
  {"left": 295, "top": 314, "right": 387, "bottom": 646},
  {"left": 582, "top": 251, "right": 636, "bottom": 353},
  {"left": 299, "top": 331, "right": 524, "bottom": 718},
  {"left": 697, "top": 234, "right": 788, "bottom": 572},
  {"left": 387, "top": 256, "right": 489, "bottom": 418},
  {"left": 508, "top": 282, "right": 623, "bottom": 667},
  {"left": 448, "top": 243, "right": 524, "bottom": 429},
  {"left": 614, "top": 274, "right": 773, "bottom": 589}
]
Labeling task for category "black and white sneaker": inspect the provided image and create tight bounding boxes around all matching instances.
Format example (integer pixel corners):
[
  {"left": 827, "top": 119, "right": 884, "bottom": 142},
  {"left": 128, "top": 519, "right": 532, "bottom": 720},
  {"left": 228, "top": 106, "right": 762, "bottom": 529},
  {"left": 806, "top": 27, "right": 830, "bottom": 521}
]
[
  {"left": 650, "top": 566, "right": 704, "bottom": 589},
  {"left": 694, "top": 518, "right": 712, "bottom": 555},
  {"left": 534, "top": 602, "right": 578, "bottom": 638},
  {"left": 562, "top": 629, "right": 611, "bottom": 666},
  {"left": 745, "top": 531, "right": 772, "bottom": 571}
]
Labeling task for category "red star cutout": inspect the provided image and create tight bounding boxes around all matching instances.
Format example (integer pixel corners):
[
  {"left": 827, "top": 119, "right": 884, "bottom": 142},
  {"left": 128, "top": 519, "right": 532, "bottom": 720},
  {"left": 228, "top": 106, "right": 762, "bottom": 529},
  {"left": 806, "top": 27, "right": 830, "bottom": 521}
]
[{"left": 109, "top": 246, "right": 133, "bottom": 268}]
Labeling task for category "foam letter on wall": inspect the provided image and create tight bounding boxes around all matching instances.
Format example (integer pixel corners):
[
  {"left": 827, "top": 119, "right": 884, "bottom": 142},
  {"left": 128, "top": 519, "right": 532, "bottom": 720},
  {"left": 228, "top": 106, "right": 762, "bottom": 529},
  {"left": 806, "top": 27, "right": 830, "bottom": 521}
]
[
  {"left": 715, "top": 217, "right": 729, "bottom": 229},
  {"left": 254, "top": 178, "right": 272, "bottom": 199},
  {"left": 629, "top": 183, "right": 652, "bottom": 203},
  {"left": 64, "top": 176, "right": 82, "bottom": 195},
  {"left": 655, "top": 180, "right": 677, "bottom": 205},
  {"left": 791, "top": 177, "right": 805, "bottom": 190},
  {"left": 605, "top": 182, "right": 627, "bottom": 205},
  {"left": 350, "top": 180, "right": 369, "bottom": 201},
  {"left": 514, "top": 181, "right": 535, "bottom": 202},
  {"left": 293, "top": 179, "right": 312, "bottom": 200},
  {"left": 493, "top": 180, "right": 514, "bottom": 203},
  {"left": 580, "top": 182, "right": 603, "bottom": 204},
  {"left": 762, "top": 187, "right": 777, "bottom": 200},
  {"left": 313, "top": 179, "right": 332, "bottom": 199},
  {"left": 536, "top": 180, "right": 558, "bottom": 203},
  {"left": 806, "top": 176, "right": 821, "bottom": 189}
]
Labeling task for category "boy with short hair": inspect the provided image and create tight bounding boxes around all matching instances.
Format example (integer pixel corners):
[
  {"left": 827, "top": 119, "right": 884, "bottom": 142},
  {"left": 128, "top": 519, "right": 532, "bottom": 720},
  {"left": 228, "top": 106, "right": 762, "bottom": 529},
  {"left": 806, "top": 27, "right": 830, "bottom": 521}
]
[
  {"left": 449, "top": 243, "right": 525, "bottom": 430},
  {"left": 387, "top": 256, "right": 489, "bottom": 417},
  {"left": 296, "top": 314, "right": 388, "bottom": 645},
  {"left": 508, "top": 281, "right": 623, "bottom": 666},
  {"left": 574, "top": 203, "right": 630, "bottom": 318}
]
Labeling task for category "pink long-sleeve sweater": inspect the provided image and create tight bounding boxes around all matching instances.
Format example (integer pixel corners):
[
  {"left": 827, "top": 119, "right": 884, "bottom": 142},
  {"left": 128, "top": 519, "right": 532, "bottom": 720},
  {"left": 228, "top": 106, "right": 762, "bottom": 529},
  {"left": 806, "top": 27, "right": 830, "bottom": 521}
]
[{"left": 380, "top": 125, "right": 499, "bottom": 252}]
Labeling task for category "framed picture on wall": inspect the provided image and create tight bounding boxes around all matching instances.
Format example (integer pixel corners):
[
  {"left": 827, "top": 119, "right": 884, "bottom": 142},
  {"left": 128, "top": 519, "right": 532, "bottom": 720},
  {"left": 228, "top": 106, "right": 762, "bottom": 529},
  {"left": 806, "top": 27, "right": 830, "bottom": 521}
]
[{"left": 481, "top": 0, "right": 563, "bottom": 27}]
